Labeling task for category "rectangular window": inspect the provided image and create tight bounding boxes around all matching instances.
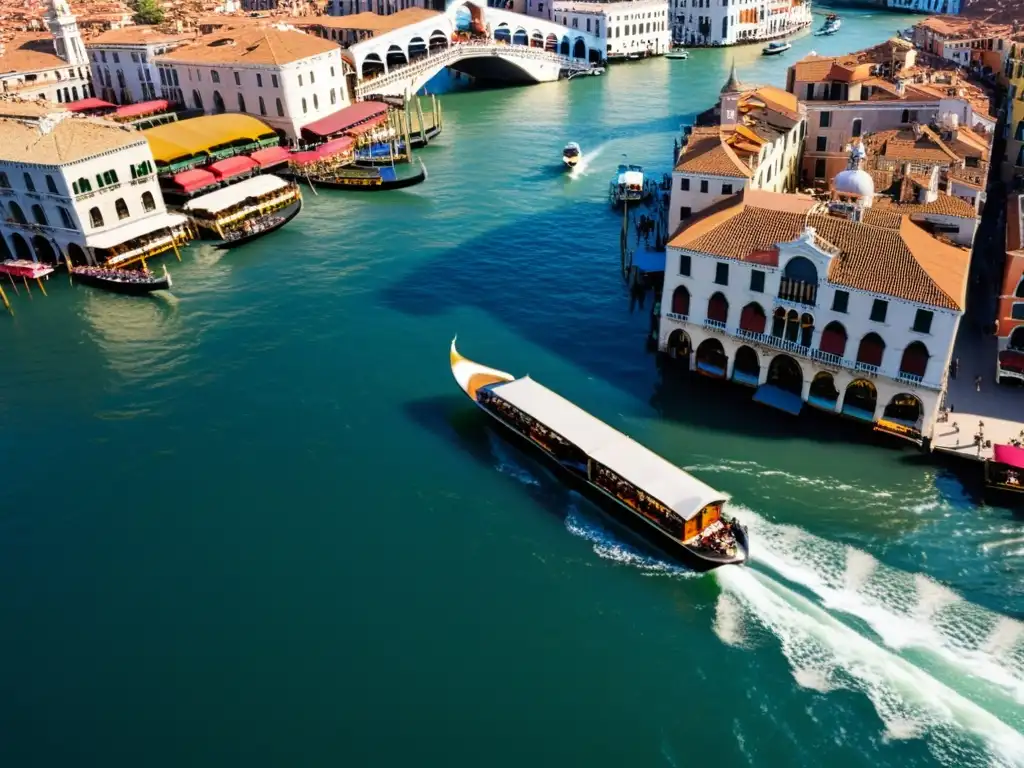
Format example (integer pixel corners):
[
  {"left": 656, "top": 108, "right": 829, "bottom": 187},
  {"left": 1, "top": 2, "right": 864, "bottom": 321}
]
[
  {"left": 680, "top": 177, "right": 690, "bottom": 191},
  {"left": 679, "top": 254, "right": 691, "bottom": 276},
  {"left": 832, "top": 290, "right": 849, "bottom": 313},
  {"left": 272, "top": 74, "right": 279, "bottom": 88},
  {"left": 750, "top": 269, "right": 765, "bottom": 293},
  {"left": 912, "top": 309, "right": 933, "bottom": 333},
  {"left": 700, "top": 179, "right": 709, "bottom": 193},
  {"left": 819, "top": 111, "right": 831, "bottom": 128},
  {"left": 679, "top": 206, "right": 691, "bottom": 221},
  {"left": 805, "top": 84, "right": 814, "bottom": 100},
  {"left": 298, "top": 74, "right": 303, "bottom": 86},
  {"left": 715, "top": 262, "right": 728, "bottom": 286},
  {"left": 814, "top": 158, "right": 826, "bottom": 179},
  {"left": 310, "top": 71, "right": 315, "bottom": 84},
  {"left": 722, "top": 183, "right": 733, "bottom": 194},
  {"left": 815, "top": 136, "right": 827, "bottom": 152},
  {"left": 234, "top": 71, "right": 240, "bottom": 85},
  {"left": 257, "top": 73, "right": 263, "bottom": 87},
  {"left": 870, "top": 299, "right": 888, "bottom": 323}
]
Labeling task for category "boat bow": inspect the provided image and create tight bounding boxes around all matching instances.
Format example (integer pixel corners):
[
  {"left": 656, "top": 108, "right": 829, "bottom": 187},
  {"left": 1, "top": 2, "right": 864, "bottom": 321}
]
[{"left": 450, "top": 337, "right": 515, "bottom": 400}]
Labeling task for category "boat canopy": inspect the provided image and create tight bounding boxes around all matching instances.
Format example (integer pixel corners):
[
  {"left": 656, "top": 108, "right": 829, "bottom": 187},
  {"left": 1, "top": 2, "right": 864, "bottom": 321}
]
[
  {"left": 249, "top": 145, "right": 291, "bottom": 168},
  {"left": 144, "top": 114, "right": 278, "bottom": 165},
  {"left": 993, "top": 444, "right": 1024, "bottom": 469},
  {"left": 208, "top": 155, "right": 259, "bottom": 180},
  {"left": 183, "top": 175, "right": 290, "bottom": 214},
  {"left": 86, "top": 211, "right": 189, "bottom": 250},
  {"left": 65, "top": 97, "right": 114, "bottom": 113},
  {"left": 488, "top": 377, "right": 727, "bottom": 520}
]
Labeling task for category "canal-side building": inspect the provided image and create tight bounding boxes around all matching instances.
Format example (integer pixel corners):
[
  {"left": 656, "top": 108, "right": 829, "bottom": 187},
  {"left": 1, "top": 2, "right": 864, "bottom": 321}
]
[
  {"left": 0, "top": 0, "right": 91, "bottom": 105},
  {"left": 1004, "top": 41, "right": 1024, "bottom": 186},
  {"left": 154, "top": 25, "right": 350, "bottom": 141},
  {"left": 657, "top": 144, "right": 971, "bottom": 444},
  {"left": 547, "top": 0, "right": 672, "bottom": 60},
  {"left": 85, "top": 27, "right": 195, "bottom": 106},
  {"left": 788, "top": 42, "right": 996, "bottom": 188},
  {"left": 668, "top": 68, "right": 806, "bottom": 234},
  {"left": 996, "top": 193, "right": 1024, "bottom": 384},
  {"left": 0, "top": 102, "right": 189, "bottom": 268},
  {"left": 670, "top": 0, "right": 811, "bottom": 48}
]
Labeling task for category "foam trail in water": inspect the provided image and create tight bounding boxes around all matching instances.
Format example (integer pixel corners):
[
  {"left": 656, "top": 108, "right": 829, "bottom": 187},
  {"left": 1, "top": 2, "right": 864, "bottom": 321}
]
[
  {"left": 739, "top": 507, "right": 1024, "bottom": 707},
  {"left": 713, "top": 590, "right": 747, "bottom": 647},
  {"left": 717, "top": 567, "right": 1024, "bottom": 767},
  {"left": 982, "top": 536, "right": 1024, "bottom": 552},
  {"left": 570, "top": 142, "right": 606, "bottom": 178}
]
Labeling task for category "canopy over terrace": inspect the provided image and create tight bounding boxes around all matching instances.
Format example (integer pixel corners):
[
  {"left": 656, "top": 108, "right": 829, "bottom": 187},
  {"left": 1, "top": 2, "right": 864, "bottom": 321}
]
[
  {"left": 487, "top": 376, "right": 728, "bottom": 520},
  {"left": 300, "top": 102, "right": 389, "bottom": 142},
  {"left": 112, "top": 99, "right": 170, "bottom": 120},
  {"left": 183, "top": 175, "right": 290, "bottom": 215},
  {"left": 65, "top": 97, "right": 115, "bottom": 113},
  {"left": 143, "top": 114, "right": 279, "bottom": 173}
]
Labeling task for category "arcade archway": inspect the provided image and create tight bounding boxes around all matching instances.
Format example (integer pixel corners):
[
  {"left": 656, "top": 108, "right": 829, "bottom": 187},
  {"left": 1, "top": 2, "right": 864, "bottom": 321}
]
[
  {"left": 732, "top": 345, "right": 760, "bottom": 386},
  {"left": 766, "top": 354, "right": 803, "bottom": 395},
  {"left": 808, "top": 371, "right": 839, "bottom": 409},
  {"left": 842, "top": 379, "right": 877, "bottom": 421},
  {"left": 666, "top": 328, "right": 691, "bottom": 369},
  {"left": 695, "top": 338, "right": 727, "bottom": 378}
]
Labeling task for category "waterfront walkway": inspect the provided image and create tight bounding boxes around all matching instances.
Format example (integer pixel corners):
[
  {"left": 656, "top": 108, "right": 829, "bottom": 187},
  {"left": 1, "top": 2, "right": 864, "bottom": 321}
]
[{"left": 932, "top": 325, "right": 1024, "bottom": 461}]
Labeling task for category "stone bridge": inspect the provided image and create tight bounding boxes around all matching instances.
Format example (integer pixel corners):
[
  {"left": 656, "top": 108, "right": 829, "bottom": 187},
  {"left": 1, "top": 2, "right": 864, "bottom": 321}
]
[{"left": 348, "top": 1, "right": 604, "bottom": 98}]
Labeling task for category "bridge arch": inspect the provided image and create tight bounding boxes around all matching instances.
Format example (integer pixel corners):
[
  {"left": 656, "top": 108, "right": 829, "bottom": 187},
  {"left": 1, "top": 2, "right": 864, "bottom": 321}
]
[
  {"left": 408, "top": 36, "right": 428, "bottom": 61},
  {"left": 495, "top": 23, "right": 511, "bottom": 44},
  {"left": 386, "top": 44, "right": 408, "bottom": 69},
  {"left": 513, "top": 28, "right": 528, "bottom": 46},
  {"left": 559, "top": 36, "right": 570, "bottom": 56},
  {"left": 362, "top": 53, "right": 385, "bottom": 78},
  {"left": 573, "top": 37, "right": 586, "bottom": 59},
  {"left": 545, "top": 33, "right": 557, "bottom": 52},
  {"left": 530, "top": 30, "right": 544, "bottom": 48},
  {"left": 428, "top": 29, "right": 448, "bottom": 52}
]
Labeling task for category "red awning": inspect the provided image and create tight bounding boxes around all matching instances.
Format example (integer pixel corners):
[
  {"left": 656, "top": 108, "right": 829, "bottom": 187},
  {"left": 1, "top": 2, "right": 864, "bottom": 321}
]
[
  {"left": 316, "top": 136, "right": 355, "bottom": 157},
  {"left": 249, "top": 146, "right": 290, "bottom": 168},
  {"left": 994, "top": 444, "right": 1024, "bottom": 469},
  {"left": 289, "top": 150, "right": 321, "bottom": 167},
  {"left": 171, "top": 169, "right": 218, "bottom": 193},
  {"left": 345, "top": 115, "right": 388, "bottom": 136},
  {"left": 301, "top": 102, "right": 389, "bottom": 139},
  {"left": 66, "top": 97, "right": 115, "bottom": 112},
  {"left": 114, "top": 99, "right": 169, "bottom": 118},
  {"left": 207, "top": 156, "right": 258, "bottom": 180}
]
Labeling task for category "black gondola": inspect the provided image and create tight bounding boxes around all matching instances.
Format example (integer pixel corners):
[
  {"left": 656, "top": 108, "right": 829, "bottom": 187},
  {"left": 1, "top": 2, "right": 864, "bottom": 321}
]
[
  {"left": 72, "top": 265, "right": 172, "bottom": 295},
  {"left": 215, "top": 197, "right": 303, "bottom": 249},
  {"left": 296, "top": 159, "right": 427, "bottom": 192}
]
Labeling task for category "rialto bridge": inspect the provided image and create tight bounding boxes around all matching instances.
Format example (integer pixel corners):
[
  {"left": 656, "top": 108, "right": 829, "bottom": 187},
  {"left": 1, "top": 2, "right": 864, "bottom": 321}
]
[{"left": 346, "top": 2, "right": 604, "bottom": 99}]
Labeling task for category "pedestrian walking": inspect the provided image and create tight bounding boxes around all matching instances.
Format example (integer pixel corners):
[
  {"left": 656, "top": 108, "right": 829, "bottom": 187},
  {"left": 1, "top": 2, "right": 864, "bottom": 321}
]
[{"left": 975, "top": 375, "right": 982, "bottom": 392}]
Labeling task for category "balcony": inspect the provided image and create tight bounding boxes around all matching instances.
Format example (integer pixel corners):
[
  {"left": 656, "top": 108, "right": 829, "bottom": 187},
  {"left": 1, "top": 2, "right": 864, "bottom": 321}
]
[{"left": 777, "top": 277, "right": 817, "bottom": 306}]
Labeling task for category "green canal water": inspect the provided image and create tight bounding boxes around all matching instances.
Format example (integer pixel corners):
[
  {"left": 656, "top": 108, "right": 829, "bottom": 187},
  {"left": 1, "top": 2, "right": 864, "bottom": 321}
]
[{"left": 4, "top": 9, "right": 1024, "bottom": 767}]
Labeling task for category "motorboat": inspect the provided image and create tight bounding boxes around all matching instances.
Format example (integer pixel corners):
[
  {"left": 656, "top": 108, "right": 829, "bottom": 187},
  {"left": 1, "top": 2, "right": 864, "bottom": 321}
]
[
  {"left": 816, "top": 14, "right": 841, "bottom": 36},
  {"left": 665, "top": 47, "right": 689, "bottom": 60},
  {"left": 562, "top": 142, "right": 581, "bottom": 168},
  {"left": 450, "top": 339, "right": 749, "bottom": 571},
  {"left": 762, "top": 41, "right": 792, "bottom": 56},
  {"left": 609, "top": 163, "right": 651, "bottom": 207}
]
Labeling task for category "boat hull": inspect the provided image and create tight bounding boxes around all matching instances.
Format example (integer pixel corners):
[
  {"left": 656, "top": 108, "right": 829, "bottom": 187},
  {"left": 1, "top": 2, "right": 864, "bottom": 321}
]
[
  {"left": 298, "top": 162, "right": 427, "bottom": 192},
  {"left": 472, "top": 398, "right": 748, "bottom": 571},
  {"left": 72, "top": 271, "right": 171, "bottom": 295},
  {"left": 563, "top": 155, "right": 580, "bottom": 168},
  {"left": 215, "top": 197, "right": 302, "bottom": 250},
  {"left": 762, "top": 46, "right": 791, "bottom": 56}
]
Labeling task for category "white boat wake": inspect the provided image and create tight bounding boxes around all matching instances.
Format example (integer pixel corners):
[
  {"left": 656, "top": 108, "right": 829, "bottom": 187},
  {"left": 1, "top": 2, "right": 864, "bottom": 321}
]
[{"left": 569, "top": 142, "right": 606, "bottom": 179}]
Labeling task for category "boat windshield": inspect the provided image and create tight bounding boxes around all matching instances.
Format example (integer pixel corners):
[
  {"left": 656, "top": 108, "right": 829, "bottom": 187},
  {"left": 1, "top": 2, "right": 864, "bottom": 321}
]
[
  {"left": 616, "top": 163, "right": 627, "bottom": 174},
  {"left": 628, "top": 164, "right": 643, "bottom": 172}
]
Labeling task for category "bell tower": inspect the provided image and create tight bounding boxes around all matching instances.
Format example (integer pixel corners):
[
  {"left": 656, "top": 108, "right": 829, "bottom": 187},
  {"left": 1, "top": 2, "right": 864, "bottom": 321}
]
[{"left": 46, "top": 0, "right": 87, "bottom": 68}]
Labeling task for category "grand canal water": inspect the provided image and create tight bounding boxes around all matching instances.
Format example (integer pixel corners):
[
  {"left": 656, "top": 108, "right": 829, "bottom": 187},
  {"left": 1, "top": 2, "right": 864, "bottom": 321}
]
[{"left": 3, "top": 8, "right": 1024, "bottom": 767}]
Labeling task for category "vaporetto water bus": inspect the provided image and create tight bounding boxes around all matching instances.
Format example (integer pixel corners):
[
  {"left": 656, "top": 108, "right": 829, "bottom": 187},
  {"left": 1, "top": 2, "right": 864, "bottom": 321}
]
[
  {"left": 182, "top": 175, "right": 302, "bottom": 249},
  {"left": 450, "top": 339, "right": 749, "bottom": 571}
]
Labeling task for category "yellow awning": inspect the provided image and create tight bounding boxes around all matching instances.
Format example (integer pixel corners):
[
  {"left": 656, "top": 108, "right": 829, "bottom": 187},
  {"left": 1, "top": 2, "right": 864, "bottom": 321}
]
[{"left": 143, "top": 114, "right": 277, "bottom": 164}]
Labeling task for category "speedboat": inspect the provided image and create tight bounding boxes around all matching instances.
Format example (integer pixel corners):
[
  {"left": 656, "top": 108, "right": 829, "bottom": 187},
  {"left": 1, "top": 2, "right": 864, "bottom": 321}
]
[
  {"left": 609, "top": 163, "right": 650, "bottom": 206},
  {"left": 665, "top": 45, "right": 689, "bottom": 60},
  {"left": 450, "top": 338, "right": 749, "bottom": 571},
  {"left": 762, "top": 41, "right": 792, "bottom": 56},
  {"left": 816, "top": 14, "right": 840, "bottom": 36},
  {"left": 563, "top": 142, "right": 581, "bottom": 168}
]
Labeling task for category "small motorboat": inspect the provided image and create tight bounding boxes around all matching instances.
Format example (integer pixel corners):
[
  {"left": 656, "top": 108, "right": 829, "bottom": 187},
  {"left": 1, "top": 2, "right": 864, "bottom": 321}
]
[
  {"left": 762, "top": 41, "right": 792, "bottom": 56},
  {"left": 563, "top": 142, "right": 581, "bottom": 169},
  {"left": 665, "top": 46, "right": 689, "bottom": 60},
  {"left": 816, "top": 14, "right": 841, "bottom": 36},
  {"left": 609, "top": 163, "right": 651, "bottom": 207},
  {"left": 72, "top": 264, "right": 172, "bottom": 295}
]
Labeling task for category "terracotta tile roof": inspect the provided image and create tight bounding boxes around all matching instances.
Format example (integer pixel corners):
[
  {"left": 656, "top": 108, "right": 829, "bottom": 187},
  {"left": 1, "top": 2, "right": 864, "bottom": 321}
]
[
  {"left": 861, "top": 206, "right": 903, "bottom": 229},
  {"left": 675, "top": 126, "right": 752, "bottom": 178},
  {"left": 0, "top": 115, "right": 144, "bottom": 164},
  {"left": 294, "top": 9, "right": 441, "bottom": 34},
  {"left": 750, "top": 85, "right": 801, "bottom": 120},
  {"left": 947, "top": 168, "right": 985, "bottom": 189},
  {"left": 156, "top": 26, "right": 337, "bottom": 67},
  {"left": 86, "top": 26, "right": 195, "bottom": 47},
  {"left": 872, "top": 194, "right": 978, "bottom": 218},
  {"left": 0, "top": 98, "right": 65, "bottom": 118},
  {"left": 668, "top": 189, "right": 968, "bottom": 310},
  {"left": 0, "top": 34, "right": 66, "bottom": 75},
  {"left": 790, "top": 54, "right": 860, "bottom": 83}
]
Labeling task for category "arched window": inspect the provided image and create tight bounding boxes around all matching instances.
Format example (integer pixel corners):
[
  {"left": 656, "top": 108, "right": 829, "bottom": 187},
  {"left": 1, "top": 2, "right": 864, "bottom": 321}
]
[
  {"left": 89, "top": 207, "right": 103, "bottom": 228},
  {"left": 276, "top": 98, "right": 284, "bottom": 117},
  {"left": 901, "top": 108, "right": 910, "bottom": 123},
  {"left": 30, "top": 204, "right": 48, "bottom": 226},
  {"left": 707, "top": 291, "right": 729, "bottom": 324},
  {"left": 211, "top": 69, "right": 220, "bottom": 83},
  {"left": 302, "top": 98, "right": 307, "bottom": 114},
  {"left": 22, "top": 173, "right": 35, "bottom": 192},
  {"left": 857, "top": 332, "right": 885, "bottom": 367},
  {"left": 237, "top": 93, "right": 246, "bottom": 112},
  {"left": 330, "top": 89, "right": 336, "bottom": 105},
  {"left": 141, "top": 191, "right": 155, "bottom": 212},
  {"left": 213, "top": 90, "right": 225, "bottom": 114},
  {"left": 192, "top": 89, "right": 203, "bottom": 109},
  {"left": 739, "top": 301, "right": 766, "bottom": 333},
  {"left": 671, "top": 285, "right": 690, "bottom": 316},
  {"left": 780, "top": 256, "right": 819, "bottom": 305},
  {"left": 819, "top": 320, "right": 847, "bottom": 357},
  {"left": 71, "top": 86, "right": 79, "bottom": 100},
  {"left": 851, "top": 118, "right": 862, "bottom": 138},
  {"left": 115, "top": 198, "right": 129, "bottom": 220},
  {"left": 259, "top": 96, "right": 266, "bottom": 116},
  {"left": 58, "top": 207, "right": 74, "bottom": 228},
  {"left": 9, "top": 201, "right": 27, "bottom": 223},
  {"left": 899, "top": 341, "right": 929, "bottom": 378}
]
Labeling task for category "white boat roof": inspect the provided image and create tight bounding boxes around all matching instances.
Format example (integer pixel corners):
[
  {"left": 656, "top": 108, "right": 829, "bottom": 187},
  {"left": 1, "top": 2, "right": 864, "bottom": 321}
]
[
  {"left": 86, "top": 211, "right": 188, "bottom": 250},
  {"left": 184, "top": 174, "right": 289, "bottom": 214},
  {"left": 488, "top": 377, "right": 727, "bottom": 520}
]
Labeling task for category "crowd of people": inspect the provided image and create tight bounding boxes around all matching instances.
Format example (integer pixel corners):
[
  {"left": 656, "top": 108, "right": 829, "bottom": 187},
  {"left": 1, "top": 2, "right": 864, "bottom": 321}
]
[
  {"left": 478, "top": 390, "right": 586, "bottom": 469},
  {"left": 223, "top": 213, "right": 286, "bottom": 242},
  {"left": 693, "top": 520, "right": 740, "bottom": 557},
  {"left": 73, "top": 266, "right": 159, "bottom": 283}
]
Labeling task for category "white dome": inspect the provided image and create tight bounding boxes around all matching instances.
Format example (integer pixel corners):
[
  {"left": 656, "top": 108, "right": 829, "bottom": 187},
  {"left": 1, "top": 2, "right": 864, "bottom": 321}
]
[{"left": 832, "top": 168, "right": 874, "bottom": 200}]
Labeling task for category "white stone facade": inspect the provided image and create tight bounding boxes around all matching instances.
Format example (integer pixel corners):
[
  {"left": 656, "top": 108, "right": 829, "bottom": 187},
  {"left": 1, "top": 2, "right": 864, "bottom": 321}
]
[
  {"left": 87, "top": 34, "right": 192, "bottom": 105},
  {"left": 658, "top": 227, "right": 959, "bottom": 440},
  {"left": 670, "top": 0, "right": 812, "bottom": 47},
  {"left": 0, "top": 0, "right": 91, "bottom": 106},
  {"left": 550, "top": 0, "right": 672, "bottom": 59}
]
